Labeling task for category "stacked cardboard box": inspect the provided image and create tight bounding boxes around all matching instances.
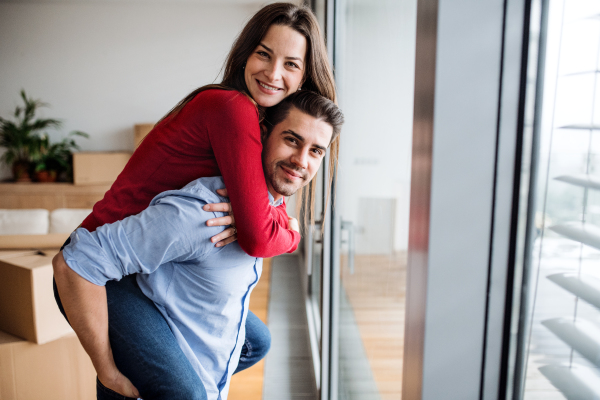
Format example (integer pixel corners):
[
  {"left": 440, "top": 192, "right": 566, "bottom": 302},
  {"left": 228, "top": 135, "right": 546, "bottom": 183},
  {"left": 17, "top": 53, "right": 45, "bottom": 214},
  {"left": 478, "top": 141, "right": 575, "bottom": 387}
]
[
  {"left": 72, "top": 152, "right": 132, "bottom": 185},
  {"left": 0, "top": 250, "right": 96, "bottom": 399},
  {"left": 134, "top": 123, "right": 154, "bottom": 149}
]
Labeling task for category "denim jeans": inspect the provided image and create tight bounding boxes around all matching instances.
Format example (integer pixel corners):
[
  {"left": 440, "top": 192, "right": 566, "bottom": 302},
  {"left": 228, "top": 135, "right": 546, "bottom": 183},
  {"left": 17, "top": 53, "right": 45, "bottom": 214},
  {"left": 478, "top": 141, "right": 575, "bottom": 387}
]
[{"left": 54, "top": 246, "right": 271, "bottom": 399}]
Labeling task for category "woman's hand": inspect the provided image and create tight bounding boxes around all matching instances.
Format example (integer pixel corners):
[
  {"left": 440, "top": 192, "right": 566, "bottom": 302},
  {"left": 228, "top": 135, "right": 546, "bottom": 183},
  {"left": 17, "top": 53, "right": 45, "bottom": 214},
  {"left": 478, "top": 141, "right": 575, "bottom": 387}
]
[
  {"left": 203, "top": 188, "right": 237, "bottom": 247},
  {"left": 98, "top": 369, "right": 140, "bottom": 398},
  {"left": 288, "top": 217, "right": 300, "bottom": 233}
]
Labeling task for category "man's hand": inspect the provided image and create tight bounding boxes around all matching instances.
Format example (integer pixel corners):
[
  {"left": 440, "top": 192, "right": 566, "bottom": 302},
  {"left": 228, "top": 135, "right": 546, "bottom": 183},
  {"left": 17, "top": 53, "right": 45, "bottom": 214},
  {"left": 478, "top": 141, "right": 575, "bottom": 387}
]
[
  {"left": 98, "top": 369, "right": 140, "bottom": 398},
  {"left": 203, "top": 188, "right": 237, "bottom": 247},
  {"left": 288, "top": 217, "right": 300, "bottom": 233}
]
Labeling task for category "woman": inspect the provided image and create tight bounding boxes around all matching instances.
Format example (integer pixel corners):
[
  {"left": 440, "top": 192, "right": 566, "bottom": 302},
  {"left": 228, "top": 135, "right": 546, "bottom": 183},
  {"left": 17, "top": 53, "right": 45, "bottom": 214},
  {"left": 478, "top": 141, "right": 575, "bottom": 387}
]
[{"left": 53, "top": 3, "right": 337, "bottom": 400}]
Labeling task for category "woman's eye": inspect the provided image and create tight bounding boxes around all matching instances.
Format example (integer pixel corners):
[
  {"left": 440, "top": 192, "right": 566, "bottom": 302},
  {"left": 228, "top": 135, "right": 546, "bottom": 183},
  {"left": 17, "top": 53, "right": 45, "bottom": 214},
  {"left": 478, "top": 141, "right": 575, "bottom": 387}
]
[
  {"left": 286, "top": 61, "right": 300, "bottom": 69},
  {"left": 257, "top": 51, "right": 269, "bottom": 58}
]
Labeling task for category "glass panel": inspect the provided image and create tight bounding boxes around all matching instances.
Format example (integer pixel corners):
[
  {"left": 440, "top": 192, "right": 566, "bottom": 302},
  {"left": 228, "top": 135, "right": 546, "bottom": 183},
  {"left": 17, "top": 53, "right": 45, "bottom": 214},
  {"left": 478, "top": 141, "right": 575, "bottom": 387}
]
[
  {"left": 517, "top": 0, "right": 600, "bottom": 398},
  {"left": 333, "top": 0, "right": 416, "bottom": 398},
  {"left": 313, "top": 0, "right": 327, "bottom": 35},
  {"left": 308, "top": 167, "right": 325, "bottom": 345},
  {"left": 302, "top": 0, "right": 329, "bottom": 358}
]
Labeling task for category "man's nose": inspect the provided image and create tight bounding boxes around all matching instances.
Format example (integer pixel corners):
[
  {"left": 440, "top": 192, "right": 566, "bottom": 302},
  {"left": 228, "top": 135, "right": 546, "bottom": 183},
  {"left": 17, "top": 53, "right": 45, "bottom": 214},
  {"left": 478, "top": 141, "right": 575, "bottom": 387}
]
[{"left": 291, "top": 149, "right": 309, "bottom": 169}]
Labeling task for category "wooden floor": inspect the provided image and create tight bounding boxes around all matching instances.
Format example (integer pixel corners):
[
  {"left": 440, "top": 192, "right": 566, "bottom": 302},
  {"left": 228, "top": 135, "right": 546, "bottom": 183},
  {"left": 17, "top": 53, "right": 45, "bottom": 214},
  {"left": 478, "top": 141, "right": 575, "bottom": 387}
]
[
  {"left": 228, "top": 258, "right": 271, "bottom": 400},
  {"left": 340, "top": 253, "right": 406, "bottom": 400}
]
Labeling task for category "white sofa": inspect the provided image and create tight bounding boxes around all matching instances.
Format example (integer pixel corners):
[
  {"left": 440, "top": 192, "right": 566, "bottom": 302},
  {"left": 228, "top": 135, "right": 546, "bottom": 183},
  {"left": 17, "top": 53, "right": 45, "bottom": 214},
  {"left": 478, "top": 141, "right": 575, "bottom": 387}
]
[{"left": 0, "top": 209, "right": 92, "bottom": 249}]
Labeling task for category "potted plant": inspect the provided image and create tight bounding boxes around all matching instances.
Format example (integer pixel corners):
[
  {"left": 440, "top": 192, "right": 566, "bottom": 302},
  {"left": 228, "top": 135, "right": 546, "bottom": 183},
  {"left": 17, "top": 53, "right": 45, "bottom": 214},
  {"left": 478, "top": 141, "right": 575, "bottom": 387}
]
[
  {"left": 31, "top": 131, "right": 89, "bottom": 182},
  {"left": 0, "top": 91, "right": 61, "bottom": 182},
  {"left": 0, "top": 90, "right": 88, "bottom": 182}
]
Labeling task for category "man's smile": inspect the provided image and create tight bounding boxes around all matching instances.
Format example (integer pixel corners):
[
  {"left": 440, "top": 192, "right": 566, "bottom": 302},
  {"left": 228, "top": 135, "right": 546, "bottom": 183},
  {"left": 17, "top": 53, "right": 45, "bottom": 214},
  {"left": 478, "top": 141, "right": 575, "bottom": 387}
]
[{"left": 280, "top": 164, "right": 304, "bottom": 180}]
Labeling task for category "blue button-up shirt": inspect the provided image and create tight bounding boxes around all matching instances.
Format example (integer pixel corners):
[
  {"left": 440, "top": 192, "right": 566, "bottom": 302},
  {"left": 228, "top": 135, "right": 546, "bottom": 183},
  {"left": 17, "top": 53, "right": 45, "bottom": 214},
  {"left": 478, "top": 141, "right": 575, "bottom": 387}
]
[{"left": 62, "top": 176, "right": 282, "bottom": 400}]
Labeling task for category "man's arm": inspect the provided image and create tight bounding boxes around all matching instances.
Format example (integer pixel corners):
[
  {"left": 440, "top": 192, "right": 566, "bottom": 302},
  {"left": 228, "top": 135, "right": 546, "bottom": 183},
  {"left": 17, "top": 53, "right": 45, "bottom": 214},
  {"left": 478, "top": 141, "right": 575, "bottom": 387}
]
[
  {"left": 54, "top": 193, "right": 222, "bottom": 397},
  {"left": 53, "top": 252, "right": 139, "bottom": 398}
]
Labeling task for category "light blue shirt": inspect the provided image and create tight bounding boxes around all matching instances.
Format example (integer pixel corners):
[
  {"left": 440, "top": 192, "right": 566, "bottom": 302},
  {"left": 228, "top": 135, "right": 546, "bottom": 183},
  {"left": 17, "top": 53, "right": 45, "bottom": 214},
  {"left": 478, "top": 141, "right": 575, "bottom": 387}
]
[{"left": 62, "top": 176, "right": 282, "bottom": 400}]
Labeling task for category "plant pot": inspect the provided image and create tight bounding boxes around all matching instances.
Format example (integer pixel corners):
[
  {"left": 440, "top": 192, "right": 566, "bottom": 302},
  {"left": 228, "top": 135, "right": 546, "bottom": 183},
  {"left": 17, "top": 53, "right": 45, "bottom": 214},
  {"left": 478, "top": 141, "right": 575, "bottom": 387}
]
[
  {"left": 12, "top": 161, "right": 32, "bottom": 183},
  {"left": 35, "top": 170, "right": 57, "bottom": 183}
]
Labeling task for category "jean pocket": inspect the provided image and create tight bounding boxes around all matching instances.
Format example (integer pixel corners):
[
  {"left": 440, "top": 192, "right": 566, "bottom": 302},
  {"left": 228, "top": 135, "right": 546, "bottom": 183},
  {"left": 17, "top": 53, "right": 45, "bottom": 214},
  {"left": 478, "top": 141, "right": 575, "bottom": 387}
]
[{"left": 96, "top": 377, "right": 138, "bottom": 400}]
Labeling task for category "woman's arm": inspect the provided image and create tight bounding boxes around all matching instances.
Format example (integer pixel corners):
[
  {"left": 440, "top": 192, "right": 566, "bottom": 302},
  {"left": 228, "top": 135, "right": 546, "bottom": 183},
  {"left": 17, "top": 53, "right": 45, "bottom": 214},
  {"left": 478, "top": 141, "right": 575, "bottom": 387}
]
[
  {"left": 205, "top": 91, "right": 300, "bottom": 257},
  {"left": 53, "top": 252, "right": 140, "bottom": 398},
  {"left": 205, "top": 189, "right": 298, "bottom": 247}
]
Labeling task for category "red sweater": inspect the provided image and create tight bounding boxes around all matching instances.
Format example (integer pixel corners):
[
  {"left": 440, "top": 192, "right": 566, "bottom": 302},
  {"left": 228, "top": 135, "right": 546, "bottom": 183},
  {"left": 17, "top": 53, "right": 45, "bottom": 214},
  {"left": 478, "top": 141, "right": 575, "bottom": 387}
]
[{"left": 80, "top": 89, "right": 300, "bottom": 257}]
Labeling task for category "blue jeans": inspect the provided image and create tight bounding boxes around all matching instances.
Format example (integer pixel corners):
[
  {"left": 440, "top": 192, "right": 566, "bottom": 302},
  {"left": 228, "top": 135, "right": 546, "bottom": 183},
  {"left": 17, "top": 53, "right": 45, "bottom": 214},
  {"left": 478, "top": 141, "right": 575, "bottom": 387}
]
[{"left": 54, "top": 266, "right": 271, "bottom": 399}]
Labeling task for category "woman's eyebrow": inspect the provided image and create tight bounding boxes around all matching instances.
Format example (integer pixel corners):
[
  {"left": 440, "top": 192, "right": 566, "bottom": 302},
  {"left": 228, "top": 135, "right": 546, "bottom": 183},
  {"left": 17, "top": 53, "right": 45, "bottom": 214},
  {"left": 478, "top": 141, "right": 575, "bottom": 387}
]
[
  {"left": 259, "top": 43, "right": 304, "bottom": 63},
  {"left": 259, "top": 43, "right": 273, "bottom": 53}
]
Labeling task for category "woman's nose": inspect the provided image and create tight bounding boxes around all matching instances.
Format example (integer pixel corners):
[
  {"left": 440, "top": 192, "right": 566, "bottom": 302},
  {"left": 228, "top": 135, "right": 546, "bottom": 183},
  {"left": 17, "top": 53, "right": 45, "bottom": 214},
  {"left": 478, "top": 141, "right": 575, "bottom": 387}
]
[{"left": 265, "top": 61, "right": 283, "bottom": 82}]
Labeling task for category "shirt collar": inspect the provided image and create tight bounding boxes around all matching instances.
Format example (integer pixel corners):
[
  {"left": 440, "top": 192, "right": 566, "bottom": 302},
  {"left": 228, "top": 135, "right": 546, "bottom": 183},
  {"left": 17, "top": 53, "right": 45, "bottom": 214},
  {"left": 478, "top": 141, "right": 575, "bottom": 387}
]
[{"left": 268, "top": 191, "right": 284, "bottom": 207}]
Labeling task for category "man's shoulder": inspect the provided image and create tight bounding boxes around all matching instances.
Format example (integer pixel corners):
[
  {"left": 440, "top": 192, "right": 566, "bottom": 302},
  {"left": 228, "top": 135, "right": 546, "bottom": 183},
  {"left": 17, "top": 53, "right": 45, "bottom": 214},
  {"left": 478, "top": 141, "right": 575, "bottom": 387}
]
[{"left": 150, "top": 176, "right": 227, "bottom": 206}]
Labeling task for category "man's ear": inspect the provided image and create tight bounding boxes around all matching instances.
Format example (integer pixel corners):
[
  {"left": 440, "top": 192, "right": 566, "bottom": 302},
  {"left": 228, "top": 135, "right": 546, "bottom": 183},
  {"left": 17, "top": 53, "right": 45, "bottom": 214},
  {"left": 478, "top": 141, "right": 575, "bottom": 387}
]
[{"left": 260, "top": 124, "right": 268, "bottom": 143}]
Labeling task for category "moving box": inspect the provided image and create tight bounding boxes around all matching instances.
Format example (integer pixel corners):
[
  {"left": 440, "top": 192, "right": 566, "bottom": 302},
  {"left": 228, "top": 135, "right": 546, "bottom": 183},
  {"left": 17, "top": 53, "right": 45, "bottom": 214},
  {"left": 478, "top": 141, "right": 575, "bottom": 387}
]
[{"left": 0, "top": 250, "right": 73, "bottom": 344}]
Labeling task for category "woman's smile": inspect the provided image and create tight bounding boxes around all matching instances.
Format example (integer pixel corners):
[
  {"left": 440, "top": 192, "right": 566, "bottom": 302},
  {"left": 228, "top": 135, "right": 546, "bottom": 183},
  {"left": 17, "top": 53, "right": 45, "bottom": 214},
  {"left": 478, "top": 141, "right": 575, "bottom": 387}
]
[{"left": 257, "top": 80, "right": 283, "bottom": 94}]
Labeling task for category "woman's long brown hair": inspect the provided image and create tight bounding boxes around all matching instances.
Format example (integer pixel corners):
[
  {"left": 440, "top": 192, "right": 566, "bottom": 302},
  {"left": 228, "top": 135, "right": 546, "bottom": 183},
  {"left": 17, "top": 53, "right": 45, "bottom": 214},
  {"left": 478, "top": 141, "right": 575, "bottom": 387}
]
[{"left": 160, "top": 2, "right": 339, "bottom": 232}]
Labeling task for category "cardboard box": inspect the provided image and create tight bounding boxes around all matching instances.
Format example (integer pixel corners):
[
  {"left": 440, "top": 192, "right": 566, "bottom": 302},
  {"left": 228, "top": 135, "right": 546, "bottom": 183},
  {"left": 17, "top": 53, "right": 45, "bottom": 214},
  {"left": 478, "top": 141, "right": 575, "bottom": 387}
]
[
  {"left": 0, "top": 250, "right": 73, "bottom": 344},
  {"left": 0, "top": 330, "right": 95, "bottom": 400},
  {"left": 73, "top": 152, "right": 131, "bottom": 186},
  {"left": 0, "top": 233, "right": 69, "bottom": 250},
  {"left": 134, "top": 123, "right": 154, "bottom": 149},
  {"left": 0, "top": 250, "right": 40, "bottom": 261}
]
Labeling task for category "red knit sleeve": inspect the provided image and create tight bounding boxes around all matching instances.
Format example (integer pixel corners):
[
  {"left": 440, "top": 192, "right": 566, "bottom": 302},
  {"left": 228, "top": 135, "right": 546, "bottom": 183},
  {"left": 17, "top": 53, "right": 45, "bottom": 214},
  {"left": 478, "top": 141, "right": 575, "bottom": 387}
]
[
  {"left": 271, "top": 200, "right": 292, "bottom": 227},
  {"left": 205, "top": 91, "right": 300, "bottom": 257}
]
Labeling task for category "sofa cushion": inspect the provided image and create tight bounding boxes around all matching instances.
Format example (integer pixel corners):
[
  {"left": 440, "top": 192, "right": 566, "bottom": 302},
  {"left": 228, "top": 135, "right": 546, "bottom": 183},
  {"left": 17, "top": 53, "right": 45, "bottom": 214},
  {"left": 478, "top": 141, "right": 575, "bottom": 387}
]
[
  {"left": 49, "top": 209, "right": 92, "bottom": 234},
  {"left": 0, "top": 209, "right": 49, "bottom": 235}
]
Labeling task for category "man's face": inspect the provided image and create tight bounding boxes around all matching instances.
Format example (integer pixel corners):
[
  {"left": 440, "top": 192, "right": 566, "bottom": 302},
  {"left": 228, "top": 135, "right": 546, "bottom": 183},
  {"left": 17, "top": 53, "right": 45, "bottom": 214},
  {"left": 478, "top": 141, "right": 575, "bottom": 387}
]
[{"left": 262, "top": 107, "right": 333, "bottom": 201}]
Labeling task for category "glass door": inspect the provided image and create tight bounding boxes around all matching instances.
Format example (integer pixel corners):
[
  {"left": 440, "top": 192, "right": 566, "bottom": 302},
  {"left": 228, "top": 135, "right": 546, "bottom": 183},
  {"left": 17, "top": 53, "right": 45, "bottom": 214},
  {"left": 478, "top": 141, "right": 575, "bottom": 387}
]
[
  {"left": 303, "top": 0, "right": 332, "bottom": 392},
  {"left": 328, "top": 0, "right": 417, "bottom": 399},
  {"left": 509, "top": 0, "right": 600, "bottom": 398}
]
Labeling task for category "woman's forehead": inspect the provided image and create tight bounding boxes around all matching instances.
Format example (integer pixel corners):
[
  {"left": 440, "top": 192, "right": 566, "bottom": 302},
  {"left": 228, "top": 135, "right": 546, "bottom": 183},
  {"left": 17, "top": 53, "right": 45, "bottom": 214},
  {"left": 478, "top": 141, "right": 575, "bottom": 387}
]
[{"left": 260, "top": 25, "right": 307, "bottom": 61}]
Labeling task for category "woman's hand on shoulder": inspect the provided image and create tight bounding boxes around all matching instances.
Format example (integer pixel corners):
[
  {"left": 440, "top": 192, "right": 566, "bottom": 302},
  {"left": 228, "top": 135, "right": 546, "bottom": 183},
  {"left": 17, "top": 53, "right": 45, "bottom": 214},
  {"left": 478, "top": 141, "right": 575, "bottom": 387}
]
[{"left": 203, "top": 188, "right": 238, "bottom": 247}]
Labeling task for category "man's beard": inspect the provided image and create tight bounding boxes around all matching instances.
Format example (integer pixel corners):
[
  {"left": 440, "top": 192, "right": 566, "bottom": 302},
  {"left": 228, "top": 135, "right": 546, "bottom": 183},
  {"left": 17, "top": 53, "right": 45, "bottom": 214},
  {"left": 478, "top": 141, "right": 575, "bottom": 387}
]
[{"left": 264, "top": 160, "right": 308, "bottom": 197}]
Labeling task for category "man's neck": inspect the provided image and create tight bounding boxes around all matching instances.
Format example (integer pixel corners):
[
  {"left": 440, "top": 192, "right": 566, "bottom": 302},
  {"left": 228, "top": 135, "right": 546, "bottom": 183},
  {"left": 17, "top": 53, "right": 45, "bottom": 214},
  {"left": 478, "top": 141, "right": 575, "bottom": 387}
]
[
  {"left": 269, "top": 188, "right": 283, "bottom": 204},
  {"left": 266, "top": 182, "right": 283, "bottom": 204}
]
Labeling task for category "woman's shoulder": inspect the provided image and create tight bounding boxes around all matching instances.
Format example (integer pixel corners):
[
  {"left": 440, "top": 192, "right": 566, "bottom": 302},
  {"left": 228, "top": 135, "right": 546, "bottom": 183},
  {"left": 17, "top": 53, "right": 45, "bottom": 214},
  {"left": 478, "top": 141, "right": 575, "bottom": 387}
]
[{"left": 192, "top": 88, "right": 257, "bottom": 114}]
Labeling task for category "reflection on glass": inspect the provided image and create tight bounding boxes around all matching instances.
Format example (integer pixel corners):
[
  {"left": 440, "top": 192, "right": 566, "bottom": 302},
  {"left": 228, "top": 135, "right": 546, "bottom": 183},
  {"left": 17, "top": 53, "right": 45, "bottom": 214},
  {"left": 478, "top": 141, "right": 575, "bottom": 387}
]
[
  {"left": 333, "top": 0, "right": 416, "bottom": 398},
  {"left": 520, "top": 0, "right": 600, "bottom": 398}
]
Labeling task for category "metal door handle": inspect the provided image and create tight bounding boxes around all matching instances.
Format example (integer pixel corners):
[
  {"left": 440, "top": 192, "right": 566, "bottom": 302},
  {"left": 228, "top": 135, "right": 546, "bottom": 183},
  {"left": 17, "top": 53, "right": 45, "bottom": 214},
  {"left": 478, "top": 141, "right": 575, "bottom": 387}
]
[{"left": 341, "top": 220, "right": 355, "bottom": 274}]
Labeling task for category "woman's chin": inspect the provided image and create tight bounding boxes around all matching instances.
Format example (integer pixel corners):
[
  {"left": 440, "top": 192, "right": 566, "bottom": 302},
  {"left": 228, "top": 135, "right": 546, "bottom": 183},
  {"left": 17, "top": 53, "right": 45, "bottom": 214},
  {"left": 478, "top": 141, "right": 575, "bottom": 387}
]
[{"left": 252, "top": 92, "right": 286, "bottom": 108}]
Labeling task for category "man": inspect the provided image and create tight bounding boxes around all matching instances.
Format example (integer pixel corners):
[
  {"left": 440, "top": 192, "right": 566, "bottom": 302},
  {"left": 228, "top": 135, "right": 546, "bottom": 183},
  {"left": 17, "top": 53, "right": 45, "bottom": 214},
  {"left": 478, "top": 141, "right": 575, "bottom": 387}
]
[{"left": 53, "top": 90, "right": 343, "bottom": 400}]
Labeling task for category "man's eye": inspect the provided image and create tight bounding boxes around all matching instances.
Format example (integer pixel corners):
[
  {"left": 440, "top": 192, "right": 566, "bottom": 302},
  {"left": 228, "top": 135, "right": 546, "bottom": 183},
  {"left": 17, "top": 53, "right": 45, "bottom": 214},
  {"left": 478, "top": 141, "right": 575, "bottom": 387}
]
[{"left": 312, "top": 148, "right": 323, "bottom": 156}]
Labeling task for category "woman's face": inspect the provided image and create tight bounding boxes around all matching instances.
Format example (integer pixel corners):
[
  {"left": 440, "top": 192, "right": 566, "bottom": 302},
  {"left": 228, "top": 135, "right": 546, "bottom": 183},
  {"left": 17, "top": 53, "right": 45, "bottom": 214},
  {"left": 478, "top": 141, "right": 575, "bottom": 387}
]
[{"left": 245, "top": 24, "right": 307, "bottom": 108}]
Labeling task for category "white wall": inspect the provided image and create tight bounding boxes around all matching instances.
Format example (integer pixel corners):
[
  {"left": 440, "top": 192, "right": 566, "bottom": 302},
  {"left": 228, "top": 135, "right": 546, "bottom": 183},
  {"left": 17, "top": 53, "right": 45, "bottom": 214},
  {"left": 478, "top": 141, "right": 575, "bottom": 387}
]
[{"left": 0, "top": 1, "right": 267, "bottom": 179}]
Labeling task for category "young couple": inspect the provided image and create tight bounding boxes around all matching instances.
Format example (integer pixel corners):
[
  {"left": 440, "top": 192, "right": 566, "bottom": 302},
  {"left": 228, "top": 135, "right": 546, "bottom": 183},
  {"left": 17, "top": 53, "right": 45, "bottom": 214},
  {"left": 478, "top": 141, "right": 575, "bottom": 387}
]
[{"left": 52, "top": 3, "right": 342, "bottom": 400}]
